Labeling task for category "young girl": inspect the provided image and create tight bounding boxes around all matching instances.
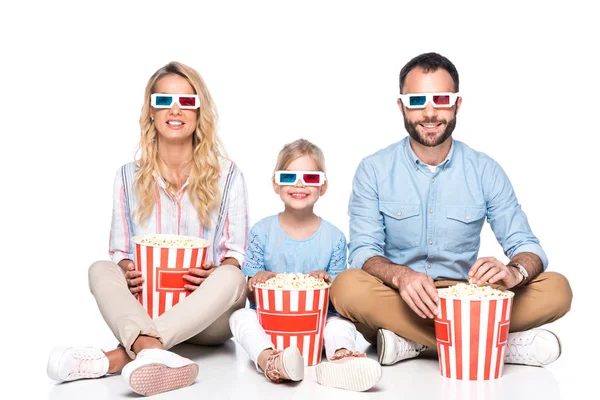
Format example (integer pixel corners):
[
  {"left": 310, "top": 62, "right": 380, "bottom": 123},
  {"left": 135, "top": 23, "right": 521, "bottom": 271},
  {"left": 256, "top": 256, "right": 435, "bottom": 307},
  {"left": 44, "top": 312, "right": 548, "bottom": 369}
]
[{"left": 229, "top": 139, "right": 381, "bottom": 392}]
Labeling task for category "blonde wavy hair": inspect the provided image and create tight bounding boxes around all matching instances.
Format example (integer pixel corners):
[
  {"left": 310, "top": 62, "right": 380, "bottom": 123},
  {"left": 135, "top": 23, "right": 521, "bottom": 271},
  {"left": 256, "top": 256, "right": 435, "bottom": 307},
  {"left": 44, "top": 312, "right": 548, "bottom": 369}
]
[
  {"left": 134, "top": 61, "right": 223, "bottom": 227},
  {"left": 273, "top": 139, "right": 326, "bottom": 174}
]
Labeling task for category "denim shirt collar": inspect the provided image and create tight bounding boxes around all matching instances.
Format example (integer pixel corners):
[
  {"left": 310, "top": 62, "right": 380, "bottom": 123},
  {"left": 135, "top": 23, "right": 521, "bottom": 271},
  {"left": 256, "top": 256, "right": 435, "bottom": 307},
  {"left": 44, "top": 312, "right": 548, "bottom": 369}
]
[{"left": 403, "top": 137, "right": 455, "bottom": 172}]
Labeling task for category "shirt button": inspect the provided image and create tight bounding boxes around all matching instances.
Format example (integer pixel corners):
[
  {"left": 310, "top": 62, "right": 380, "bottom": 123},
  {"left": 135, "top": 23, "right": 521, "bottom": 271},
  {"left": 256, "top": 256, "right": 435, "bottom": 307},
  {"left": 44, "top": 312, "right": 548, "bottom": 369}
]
[
  {"left": 465, "top": 216, "right": 470, "bottom": 220},
  {"left": 397, "top": 211, "right": 402, "bottom": 216},
  {"left": 429, "top": 209, "right": 433, "bottom": 214},
  {"left": 427, "top": 264, "right": 431, "bottom": 269},
  {"left": 431, "top": 178, "right": 435, "bottom": 183},
  {"left": 428, "top": 240, "right": 433, "bottom": 245}
]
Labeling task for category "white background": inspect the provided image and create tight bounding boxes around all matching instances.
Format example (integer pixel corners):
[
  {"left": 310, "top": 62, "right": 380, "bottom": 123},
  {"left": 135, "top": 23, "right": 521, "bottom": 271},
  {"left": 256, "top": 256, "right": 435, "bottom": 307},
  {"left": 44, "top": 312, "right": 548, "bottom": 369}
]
[{"left": 0, "top": 0, "right": 597, "bottom": 398}]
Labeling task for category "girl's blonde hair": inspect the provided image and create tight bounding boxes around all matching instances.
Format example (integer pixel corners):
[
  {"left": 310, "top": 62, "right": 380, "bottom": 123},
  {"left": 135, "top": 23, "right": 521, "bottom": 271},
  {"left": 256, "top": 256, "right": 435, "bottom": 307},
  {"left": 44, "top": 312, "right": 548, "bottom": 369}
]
[
  {"left": 134, "top": 61, "right": 222, "bottom": 227},
  {"left": 273, "top": 139, "right": 326, "bottom": 174}
]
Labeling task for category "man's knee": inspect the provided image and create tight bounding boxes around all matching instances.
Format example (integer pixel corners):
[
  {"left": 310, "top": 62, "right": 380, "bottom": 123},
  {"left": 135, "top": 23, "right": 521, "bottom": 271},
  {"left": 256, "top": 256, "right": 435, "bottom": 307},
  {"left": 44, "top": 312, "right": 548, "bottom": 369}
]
[
  {"left": 542, "top": 272, "right": 573, "bottom": 316},
  {"left": 330, "top": 268, "right": 375, "bottom": 309}
]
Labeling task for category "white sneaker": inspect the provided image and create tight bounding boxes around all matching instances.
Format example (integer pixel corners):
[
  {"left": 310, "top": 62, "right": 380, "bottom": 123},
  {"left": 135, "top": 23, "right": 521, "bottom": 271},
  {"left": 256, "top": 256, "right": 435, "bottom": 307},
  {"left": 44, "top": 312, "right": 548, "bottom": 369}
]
[
  {"left": 377, "top": 329, "right": 426, "bottom": 365},
  {"left": 316, "top": 353, "right": 382, "bottom": 392},
  {"left": 47, "top": 347, "right": 109, "bottom": 382},
  {"left": 122, "top": 349, "right": 199, "bottom": 396},
  {"left": 504, "top": 329, "right": 562, "bottom": 366}
]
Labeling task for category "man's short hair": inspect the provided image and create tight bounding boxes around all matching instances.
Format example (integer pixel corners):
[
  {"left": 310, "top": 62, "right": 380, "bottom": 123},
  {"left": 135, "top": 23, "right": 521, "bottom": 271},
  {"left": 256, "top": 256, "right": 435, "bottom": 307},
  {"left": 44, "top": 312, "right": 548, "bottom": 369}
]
[{"left": 399, "top": 52, "right": 459, "bottom": 93}]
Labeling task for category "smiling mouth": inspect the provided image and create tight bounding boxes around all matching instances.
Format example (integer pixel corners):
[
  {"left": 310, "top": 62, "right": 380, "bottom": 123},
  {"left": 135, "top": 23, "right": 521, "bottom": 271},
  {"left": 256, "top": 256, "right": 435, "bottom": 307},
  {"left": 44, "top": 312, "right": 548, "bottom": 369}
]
[
  {"left": 167, "top": 121, "right": 184, "bottom": 126},
  {"left": 290, "top": 193, "right": 309, "bottom": 199}
]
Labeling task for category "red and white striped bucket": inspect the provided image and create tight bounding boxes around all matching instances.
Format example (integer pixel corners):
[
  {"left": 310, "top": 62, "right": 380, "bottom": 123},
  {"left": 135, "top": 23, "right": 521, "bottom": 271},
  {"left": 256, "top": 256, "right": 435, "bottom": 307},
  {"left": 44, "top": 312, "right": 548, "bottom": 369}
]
[
  {"left": 434, "top": 292, "right": 514, "bottom": 380},
  {"left": 254, "top": 286, "right": 330, "bottom": 366},
  {"left": 132, "top": 234, "right": 209, "bottom": 320}
]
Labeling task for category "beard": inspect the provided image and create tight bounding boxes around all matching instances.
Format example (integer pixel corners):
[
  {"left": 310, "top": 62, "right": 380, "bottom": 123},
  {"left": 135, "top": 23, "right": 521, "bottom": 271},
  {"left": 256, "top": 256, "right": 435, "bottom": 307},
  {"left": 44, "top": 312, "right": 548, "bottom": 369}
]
[{"left": 404, "top": 111, "right": 457, "bottom": 147}]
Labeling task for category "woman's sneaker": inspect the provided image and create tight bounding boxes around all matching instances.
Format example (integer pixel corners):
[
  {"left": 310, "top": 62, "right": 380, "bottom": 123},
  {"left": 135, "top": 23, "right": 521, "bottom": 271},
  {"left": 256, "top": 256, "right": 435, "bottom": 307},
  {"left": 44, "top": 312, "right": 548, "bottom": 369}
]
[
  {"left": 121, "top": 348, "right": 199, "bottom": 396},
  {"left": 47, "top": 347, "right": 109, "bottom": 382}
]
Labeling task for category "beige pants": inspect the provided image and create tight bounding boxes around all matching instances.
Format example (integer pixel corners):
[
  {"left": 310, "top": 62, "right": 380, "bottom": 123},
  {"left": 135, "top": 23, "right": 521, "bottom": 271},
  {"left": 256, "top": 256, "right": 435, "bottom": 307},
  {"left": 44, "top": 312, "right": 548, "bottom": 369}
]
[
  {"left": 330, "top": 269, "right": 573, "bottom": 349},
  {"left": 88, "top": 261, "right": 246, "bottom": 358}
]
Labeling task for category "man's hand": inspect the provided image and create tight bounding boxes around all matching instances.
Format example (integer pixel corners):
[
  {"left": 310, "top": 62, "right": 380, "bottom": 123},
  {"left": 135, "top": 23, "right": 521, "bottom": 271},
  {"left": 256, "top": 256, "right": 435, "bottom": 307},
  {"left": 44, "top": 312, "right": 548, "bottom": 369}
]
[
  {"left": 183, "top": 261, "right": 216, "bottom": 291},
  {"left": 118, "top": 259, "right": 144, "bottom": 297},
  {"left": 468, "top": 256, "right": 523, "bottom": 289},
  {"left": 394, "top": 268, "right": 439, "bottom": 319},
  {"left": 308, "top": 270, "right": 331, "bottom": 283},
  {"left": 248, "top": 271, "right": 278, "bottom": 292}
]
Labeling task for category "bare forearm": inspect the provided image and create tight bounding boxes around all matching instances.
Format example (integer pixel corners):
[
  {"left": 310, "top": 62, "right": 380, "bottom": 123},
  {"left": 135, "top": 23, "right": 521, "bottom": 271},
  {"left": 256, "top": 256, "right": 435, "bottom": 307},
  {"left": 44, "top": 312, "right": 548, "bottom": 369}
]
[
  {"left": 362, "top": 256, "right": 410, "bottom": 289},
  {"left": 510, "top": 252, "right": 543, "bottom": 280}
]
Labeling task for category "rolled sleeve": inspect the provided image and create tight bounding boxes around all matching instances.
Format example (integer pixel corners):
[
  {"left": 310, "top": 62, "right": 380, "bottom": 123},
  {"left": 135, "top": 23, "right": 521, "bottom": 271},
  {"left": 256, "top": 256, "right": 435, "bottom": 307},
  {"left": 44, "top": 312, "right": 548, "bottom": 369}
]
[
  {"left": 485, "top": 161, "right": 549, "bottom": 270},
  {"left": 218, "top": 169, "right": 249, "bottom": 267},
  {"left": 109, "top": 168, "right": 134, "bottom": 264},
  {"left": 347, "top": 160, "right": 385, "bottom": 269}
]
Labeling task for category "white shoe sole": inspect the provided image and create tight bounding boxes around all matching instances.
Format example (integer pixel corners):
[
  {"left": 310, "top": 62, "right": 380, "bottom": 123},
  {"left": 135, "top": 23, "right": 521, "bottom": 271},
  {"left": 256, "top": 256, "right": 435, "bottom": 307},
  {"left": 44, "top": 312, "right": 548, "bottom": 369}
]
[
  {"left": 126, "top": 362, "right": 199, "bottom": 396},
  {"left": 282, "top": 347, "right": 304, "bottom": 381},
  {"left": 376, "top": 329, "right": 387, "bottom": 365},
  {"left": 316, "top": 358, "right": 382, "bottom": 392}
]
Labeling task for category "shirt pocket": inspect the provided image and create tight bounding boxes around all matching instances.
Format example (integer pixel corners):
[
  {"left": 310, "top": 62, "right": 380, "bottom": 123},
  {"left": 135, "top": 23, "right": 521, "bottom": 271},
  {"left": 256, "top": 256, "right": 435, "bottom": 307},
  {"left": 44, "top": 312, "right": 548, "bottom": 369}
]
[
  {"left": 379, "top": 202, "right": 421, "bottom": 250},
  {"left": 443, "top": 205, "right": 486, "bottom": 253}
]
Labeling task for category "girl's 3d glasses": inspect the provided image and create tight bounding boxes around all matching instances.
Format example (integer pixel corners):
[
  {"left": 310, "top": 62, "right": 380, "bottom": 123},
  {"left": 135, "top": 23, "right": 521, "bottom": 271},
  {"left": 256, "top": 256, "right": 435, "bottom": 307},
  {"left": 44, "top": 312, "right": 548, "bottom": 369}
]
[
  {"left": 151, "top": 93, "right": 200, "bottom": 109},
  {"left": 398, "top": 92, "right": 460, "bottom": 109},
  {"left": 274, "top": 171, "right": 326, "bottom": 186}
]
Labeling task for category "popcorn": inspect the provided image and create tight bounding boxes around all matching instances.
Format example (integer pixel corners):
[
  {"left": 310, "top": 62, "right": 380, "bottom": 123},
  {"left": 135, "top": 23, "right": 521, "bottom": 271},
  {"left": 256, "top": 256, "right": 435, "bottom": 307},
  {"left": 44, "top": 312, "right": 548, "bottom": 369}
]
[
  {"left": 256, "top": 272, "right": 329, "bottom": 289},
  {"left": 437, "top": 283, "right": 511, "bottom": 299},
  {"left": 135, "top": 234, "right": 208, "bottom": 248}
]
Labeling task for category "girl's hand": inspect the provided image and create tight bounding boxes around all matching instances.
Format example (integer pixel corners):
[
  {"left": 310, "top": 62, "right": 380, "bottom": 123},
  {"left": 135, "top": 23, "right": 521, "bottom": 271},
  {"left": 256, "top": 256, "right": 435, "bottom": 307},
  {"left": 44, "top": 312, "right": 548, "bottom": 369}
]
[
  {"left": 118, "top": 259, "right": 144, "bottom": 297},
  {"left": 248, "top": 271, "right": 278, "bottom": 292},
  {"left": 308, "top": 270, "right": 331, "bottom": 283},
  {"left": 183, "top": 261, "right": 216, "bottom": 291}
]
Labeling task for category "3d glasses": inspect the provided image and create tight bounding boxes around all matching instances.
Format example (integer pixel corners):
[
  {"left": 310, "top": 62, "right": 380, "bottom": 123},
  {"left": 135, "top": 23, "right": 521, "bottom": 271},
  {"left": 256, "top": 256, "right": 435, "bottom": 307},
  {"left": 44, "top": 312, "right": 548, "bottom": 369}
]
[
  {"left": 274, "top": 170, "right": 326, "bottom": 186},
  {"left": 398, "top": 92, "right": 460, "bottom": 109},
  {"left": 151, "top": 93, "right": 200, "bottom": 109}
]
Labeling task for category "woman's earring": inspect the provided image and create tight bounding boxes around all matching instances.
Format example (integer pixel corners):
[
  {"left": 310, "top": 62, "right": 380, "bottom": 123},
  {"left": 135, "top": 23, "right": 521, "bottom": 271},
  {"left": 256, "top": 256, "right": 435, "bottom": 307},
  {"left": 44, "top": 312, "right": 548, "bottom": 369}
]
[{"left": 151, "top": 116, "right": 154, "bottom": 121}]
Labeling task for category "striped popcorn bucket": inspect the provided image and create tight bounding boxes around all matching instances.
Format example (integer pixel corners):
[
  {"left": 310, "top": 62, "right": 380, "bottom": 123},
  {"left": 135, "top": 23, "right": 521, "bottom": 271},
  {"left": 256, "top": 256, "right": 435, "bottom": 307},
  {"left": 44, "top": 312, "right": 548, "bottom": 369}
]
[
  {"left": 434, "top": 291, "right": 514, "bottom": 380},
  {"left": 132, "top": 234, "right": 209, "bottom": 320},
  {"left": 254, "top": 286, "right": 330, "bottom": 366}
]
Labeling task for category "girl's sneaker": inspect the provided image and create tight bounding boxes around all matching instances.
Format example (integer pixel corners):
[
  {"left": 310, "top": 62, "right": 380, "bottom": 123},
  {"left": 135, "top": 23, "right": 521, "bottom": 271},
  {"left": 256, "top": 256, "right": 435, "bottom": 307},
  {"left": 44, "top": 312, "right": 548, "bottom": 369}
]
[{"left": 316, "top": 351, "right": 382, "bottom": 392}]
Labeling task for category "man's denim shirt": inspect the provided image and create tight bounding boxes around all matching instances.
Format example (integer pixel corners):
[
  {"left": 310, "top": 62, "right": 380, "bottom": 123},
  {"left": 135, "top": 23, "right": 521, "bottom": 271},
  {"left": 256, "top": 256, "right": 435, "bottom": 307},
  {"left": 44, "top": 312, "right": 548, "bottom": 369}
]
[{"left": 348, "top": 137, "right": 548, "bottom": 280}]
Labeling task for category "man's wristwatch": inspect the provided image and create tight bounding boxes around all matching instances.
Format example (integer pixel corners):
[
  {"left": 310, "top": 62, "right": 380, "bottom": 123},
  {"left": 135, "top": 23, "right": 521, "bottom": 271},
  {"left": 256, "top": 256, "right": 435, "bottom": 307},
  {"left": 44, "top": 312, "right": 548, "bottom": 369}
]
[{"left": 507, "top": 262, "right": 529, "bottom": 286}]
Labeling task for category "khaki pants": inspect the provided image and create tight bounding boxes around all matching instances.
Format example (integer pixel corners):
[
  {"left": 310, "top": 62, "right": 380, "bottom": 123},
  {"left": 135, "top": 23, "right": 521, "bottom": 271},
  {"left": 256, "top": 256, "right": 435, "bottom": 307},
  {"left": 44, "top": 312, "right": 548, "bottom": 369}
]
[
  {"left": 330, "top": 269, "right": 573, "bottom": 348},
  {"left": 88, "top": 261, "right": 246, "bottom": 359}
]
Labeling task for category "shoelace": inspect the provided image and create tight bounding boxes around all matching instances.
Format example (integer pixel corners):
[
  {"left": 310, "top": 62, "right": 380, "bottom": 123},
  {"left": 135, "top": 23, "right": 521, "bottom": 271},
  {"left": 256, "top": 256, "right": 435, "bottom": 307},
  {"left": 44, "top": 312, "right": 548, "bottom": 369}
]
[
  {"left": 396, "top": 338, "right": 423, "bottom": 358},
  {"left": 505, "top": 336, "right": 535, "bottom": 362},
  {"left": 67, "top": 351, "right": 105, "bottom": 379},
  {"left": 264, "top": 350, "right": 284, "bottom": 383},
  {"left": 330, "top": 349, "right": 366, "bottom": 361}
]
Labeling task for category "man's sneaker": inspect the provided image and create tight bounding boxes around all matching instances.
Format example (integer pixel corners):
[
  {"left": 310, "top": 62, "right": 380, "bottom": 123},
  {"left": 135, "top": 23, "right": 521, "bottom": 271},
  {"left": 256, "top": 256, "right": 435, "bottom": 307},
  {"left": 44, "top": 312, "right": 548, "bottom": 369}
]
[
  {"left": 316, "top": 351, "right": 382, "bottom": 392},
  {"left": 121, "top": 349, "right": 199, "bottom": 396},
  {"left": 504, "top": 329, "right": 561, "bottom": 366},
  {"left": 377, "top": 328, "right": 426, "bottom": 365},
  {"left": 47, "top": 347, "right": 109, "bottom": 382},
  {"left": 264, "top": 346, "right": 304, "bottom": 383}
]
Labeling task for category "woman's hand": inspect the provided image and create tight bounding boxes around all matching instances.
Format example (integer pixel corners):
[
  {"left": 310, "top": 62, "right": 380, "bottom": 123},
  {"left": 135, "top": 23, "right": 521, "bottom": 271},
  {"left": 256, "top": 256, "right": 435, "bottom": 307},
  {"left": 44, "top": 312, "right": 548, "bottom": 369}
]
[
  {"left": 248, "top": 271, "right": 278, "bottom": 292},
  {"left": 118, "top": 259, "right": 144, "bottom": 297},
  {"left": 183, "top": 261, "right": 216, "bottom": 291},
  {"left": 308, "top": 270, "right": 331, "bottom": 283}
]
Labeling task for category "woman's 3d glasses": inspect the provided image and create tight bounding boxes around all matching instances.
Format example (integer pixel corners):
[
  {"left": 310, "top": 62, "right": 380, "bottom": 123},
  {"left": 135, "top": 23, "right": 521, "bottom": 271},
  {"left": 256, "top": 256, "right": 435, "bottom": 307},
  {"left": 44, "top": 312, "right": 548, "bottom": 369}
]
[{"left": 151, "top": 93, "right": 200, "bottom": 109}]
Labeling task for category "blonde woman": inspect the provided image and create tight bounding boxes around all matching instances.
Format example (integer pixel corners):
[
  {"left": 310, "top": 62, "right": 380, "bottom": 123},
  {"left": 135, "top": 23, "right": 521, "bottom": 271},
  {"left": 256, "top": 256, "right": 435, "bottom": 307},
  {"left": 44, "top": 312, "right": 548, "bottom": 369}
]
[{"left": 47, "top": 62, "right": 248, "bottom": 396}]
